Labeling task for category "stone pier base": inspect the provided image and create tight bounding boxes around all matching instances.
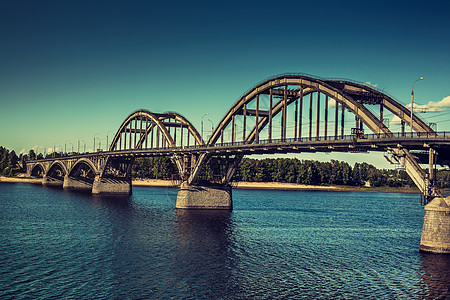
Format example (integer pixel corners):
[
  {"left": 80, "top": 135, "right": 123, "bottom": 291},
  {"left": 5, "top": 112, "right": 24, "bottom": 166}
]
[
  {"left": 63, "top": 175, "right": 93, "bottom": 192},
  {"left": 92, "top": 176, "right": 131, "bottom": 195},
  {"left": 420, "top": 196, "right": 450, "bottom": 254},
  {"left": 42, "top": 176, "right": 64, "bottom": 188},
  {"left": 176, "top": 182, "right": 232, "bottom": 209}
]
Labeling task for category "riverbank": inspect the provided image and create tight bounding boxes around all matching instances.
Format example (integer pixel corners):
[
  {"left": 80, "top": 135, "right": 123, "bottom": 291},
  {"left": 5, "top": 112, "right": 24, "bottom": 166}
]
[
  {"left": 3, "top": 176, "right": 448, "bottom": 194},
  {"left": 0, "top": 176, "right": 41, "bottom": 184},
  {"left": 132, "top": 178, "right": 427, "bottom": 194}
]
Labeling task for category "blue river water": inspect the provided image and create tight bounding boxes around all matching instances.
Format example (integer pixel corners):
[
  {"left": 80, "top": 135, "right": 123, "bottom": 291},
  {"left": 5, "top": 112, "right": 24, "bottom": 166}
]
[{"left": 1, "top": 183, "right": 449, "bottom": 299}]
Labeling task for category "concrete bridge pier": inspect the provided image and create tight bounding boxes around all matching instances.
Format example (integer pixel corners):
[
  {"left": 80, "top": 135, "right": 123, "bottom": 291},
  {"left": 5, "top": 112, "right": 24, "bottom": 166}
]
[
  {"left": 62, "top": 175, "right": 93, "bottom": 192},
  {"left": 420, "top": 196, "right": 450, "bottom": 254},
  {"left": 176, "top": 181, "right": 232, "bottom": 210},
  {"left": 92, "top": 175, "right": 132, "bottom": 195},
  {"left": 42, "top": 176, "right": 64, "bottom": 188}
]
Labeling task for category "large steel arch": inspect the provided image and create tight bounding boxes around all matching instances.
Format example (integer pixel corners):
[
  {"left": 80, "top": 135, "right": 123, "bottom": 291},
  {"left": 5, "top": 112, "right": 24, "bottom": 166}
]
[
  {"left": 188, "top": 74, "right": 438, "bottom": 198},
  {"left": 190, "top": 75, "right": 394, "bottom": 184},
  {"left": 207, "top": 74, "right": 435, "bottom": 147},
  {"left": 207, "top": 76, "right": 390, "bottom": 146}
]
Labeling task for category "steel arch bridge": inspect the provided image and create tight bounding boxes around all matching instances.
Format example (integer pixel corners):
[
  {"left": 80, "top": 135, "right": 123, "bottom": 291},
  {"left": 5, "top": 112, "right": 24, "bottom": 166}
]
[{"left": 27, "top": 74, "right": 450, "bottom": 205}]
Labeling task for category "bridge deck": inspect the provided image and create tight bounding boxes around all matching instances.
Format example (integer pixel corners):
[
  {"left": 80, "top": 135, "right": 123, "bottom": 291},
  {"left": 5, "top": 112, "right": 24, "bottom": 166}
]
[{"left": 30, "top": 131, "right": 450, "bottom": 162}]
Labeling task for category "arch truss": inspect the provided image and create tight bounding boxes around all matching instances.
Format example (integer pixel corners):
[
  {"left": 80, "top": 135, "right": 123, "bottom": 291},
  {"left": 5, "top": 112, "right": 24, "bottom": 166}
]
[
  {"left": 110, "top": 109, "right": 204, "bottom": 180},
  {"left": 188, "top": 74, "right": 440, "bottom": 201}
]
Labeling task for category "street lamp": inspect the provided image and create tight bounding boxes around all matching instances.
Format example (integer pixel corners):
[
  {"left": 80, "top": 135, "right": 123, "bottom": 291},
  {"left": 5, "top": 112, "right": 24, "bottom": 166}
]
[
  {"left": 201, "top": 113, "right": 209, "bottom": 141},
  {"left": 77, "top": 137, "right": 82, "bottom": 153},
  {"left": 106, "top": 131, "right": 112, "bottom": 151},
  {"left": 57, "top": 145, "right": 63, "bottom": 157},
  {"left": 93, "top": 133, "right": 99, "bottom": 152},
  {"left": 410, "top": 76, "right": 423, "bottom": 135},
  {"left": 80, "top": 139, "right": 86, "bottom": 153},
  {"left": 207, "top": 118, "right": 214, "bottom": 140}
]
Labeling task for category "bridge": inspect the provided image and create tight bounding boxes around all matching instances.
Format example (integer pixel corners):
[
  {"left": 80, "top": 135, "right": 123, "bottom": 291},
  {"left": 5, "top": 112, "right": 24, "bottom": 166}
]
[{"left": 26, "top": 74, "right": 450, "bottom": 253}]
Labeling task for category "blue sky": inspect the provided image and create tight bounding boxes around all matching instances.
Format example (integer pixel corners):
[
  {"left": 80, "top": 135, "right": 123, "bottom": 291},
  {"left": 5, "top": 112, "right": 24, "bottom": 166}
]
[{"left": 1, "top": 0, "right": 449, "bottom": 168}]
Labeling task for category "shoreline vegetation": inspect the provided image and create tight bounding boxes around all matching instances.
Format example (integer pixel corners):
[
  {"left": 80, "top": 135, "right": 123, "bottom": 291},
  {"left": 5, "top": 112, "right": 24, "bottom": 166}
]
[
  {"left": 3, "top": 175, "right": 447, "bottom": 194},
  {"left": 2, "top": 146, "right": 449, "bottom": 195}
]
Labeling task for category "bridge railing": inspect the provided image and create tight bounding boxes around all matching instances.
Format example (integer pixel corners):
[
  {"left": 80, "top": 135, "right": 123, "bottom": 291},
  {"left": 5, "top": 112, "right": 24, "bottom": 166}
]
[
  {"left": 27, "top": 131, "right": 450, "bottom": 162},
  {"left": 205, "top": 131, "right": 448, "bottom": 148}
]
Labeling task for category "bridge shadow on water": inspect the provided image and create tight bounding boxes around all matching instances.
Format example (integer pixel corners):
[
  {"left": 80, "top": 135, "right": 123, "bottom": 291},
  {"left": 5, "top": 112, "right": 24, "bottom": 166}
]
[
  {"left": 419, "top": 252, "right": 450, "bottom": 298},
  {"left": 172, "top": 209, "right": 237, "bottom": 297}
]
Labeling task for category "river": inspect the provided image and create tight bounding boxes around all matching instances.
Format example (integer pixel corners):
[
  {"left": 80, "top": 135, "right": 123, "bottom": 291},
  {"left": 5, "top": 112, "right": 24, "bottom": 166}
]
[{"left": 0, "top": 183, "right": 449, "bottom": 299}]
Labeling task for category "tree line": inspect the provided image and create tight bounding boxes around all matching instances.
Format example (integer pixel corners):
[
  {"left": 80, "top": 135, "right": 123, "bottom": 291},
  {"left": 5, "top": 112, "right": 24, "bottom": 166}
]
[
  {"left": 3, "top": 145, "right": 450, "bottom": 189},
  {"left": 130, "top": 156, "right": 450, "bottom": 189},
  {"left": 234, "top": 158, "right": 409, "bottom": 187},
  {"left": 0, "top": 146, "right": 19, "bottom": 176}
]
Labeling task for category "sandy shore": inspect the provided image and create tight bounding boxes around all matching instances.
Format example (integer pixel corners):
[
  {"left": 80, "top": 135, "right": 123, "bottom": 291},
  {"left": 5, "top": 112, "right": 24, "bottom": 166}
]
[
  {"left": 132, "top": 179, "right": 175, "bottom": 187},
  {"left": 131, "top": 179, "right": 336, "bottom": 191},
  {"left": 233, "top": 181, "right": 338, "bottom": 191},
  {"left": 0, "top": 176, "right": 42, "bottom": 184},
  {"left": 1, "top": 176, "right": 434, "bottom": 194}
]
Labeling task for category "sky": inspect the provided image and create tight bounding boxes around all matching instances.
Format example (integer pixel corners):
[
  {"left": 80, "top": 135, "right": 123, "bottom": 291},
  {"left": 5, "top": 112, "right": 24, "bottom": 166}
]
[{"left": 1, "top": 0, "right": 449, "bottom": 169}]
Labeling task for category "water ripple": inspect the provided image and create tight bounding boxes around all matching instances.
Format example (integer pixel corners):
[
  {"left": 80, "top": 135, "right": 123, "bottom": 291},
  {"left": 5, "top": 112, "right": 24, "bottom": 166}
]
[{"left": 0, "top": 184, "right": 448, "bottom": 298}]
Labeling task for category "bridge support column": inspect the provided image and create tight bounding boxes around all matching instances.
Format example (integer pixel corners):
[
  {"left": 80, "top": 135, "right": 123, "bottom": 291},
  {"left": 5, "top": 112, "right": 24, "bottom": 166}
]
[
  {"left": 42, "top": 176, "right": 64, "bottom": 188},
  {"left": 176, "top": 181, "right": 232, "bottom": 210},
  {"left": 420, "top": 196, "right": 450, "bottom": 254},
  {"left": 63, "top": 175, "right": 93, "bottom": 191},
  {"left": 92, "top": 175, "right": 132, "bottom": 195}
]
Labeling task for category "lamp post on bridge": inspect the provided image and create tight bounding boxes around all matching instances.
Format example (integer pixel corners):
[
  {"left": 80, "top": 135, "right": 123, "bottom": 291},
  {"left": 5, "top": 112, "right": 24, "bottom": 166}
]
[
  {"left": 78, "top": 138, "right": 87, "bottom": 153},
  {"left": 64, "top": 142, "right": 73, "bottom": 155},
  {"left": 106, "top": 131, "right": 112, "bottom": 151},
  {"left": 410, "top": 77, "right": 423, "bottom": 136},
  {"left": 201, "top": 113, "right": 209, "bottom": 141},
  {"left": 93, "top": 134, "right": 99, "bottom": 152},
  {"left": 207, "top": 119, "right": 214, "bottom": 140},
  {"left": 55, "top": 145, "right": 62, "bottom": 157}
]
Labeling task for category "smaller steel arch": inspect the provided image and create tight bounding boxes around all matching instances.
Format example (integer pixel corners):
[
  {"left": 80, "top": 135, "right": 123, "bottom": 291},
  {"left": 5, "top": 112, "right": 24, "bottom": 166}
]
[
  {"left": 134, "top": 111, "right": 205, "bottom": 149},
  {"left": 110, "top": 109, "right": 204, "bottom": 151},
  {"left": 109, "top": 109, "right": 176, "bottom": 151},
  {"left": 109, "top": 109, "right": 205, "bottom": 180}
]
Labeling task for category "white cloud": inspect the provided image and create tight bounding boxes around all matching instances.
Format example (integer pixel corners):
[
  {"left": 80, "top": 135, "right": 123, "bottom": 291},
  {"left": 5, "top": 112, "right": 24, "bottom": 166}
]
[
  {"left": 364, "top": 81, "right": 378, "bottom": 88},
  {"left": 328, "top": 98, "right": 336, "bottom": 108},
  {"left": 32, "top": 145, "right": 39, "bottom": 152},
  {"left": 390, "top": 115, "right": 402, "bottom": 125},
  {"left": 389, "top": 95, "right": 450, "bottom": 125},
  {"left": 408, "top": 96, "right": 450, "bottom": 112}
]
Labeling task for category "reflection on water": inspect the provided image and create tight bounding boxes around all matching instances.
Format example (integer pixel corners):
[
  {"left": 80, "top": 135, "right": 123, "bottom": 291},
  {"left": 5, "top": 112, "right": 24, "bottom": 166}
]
[
  {"left": 2, "top": 184, "right": 450, "bottom": 298},
  {"left": 173, "top": 210, "right": 234, "bottom": 298},
  {"left": 419, "top": 253, "right": 450, "bottom": 298}
]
